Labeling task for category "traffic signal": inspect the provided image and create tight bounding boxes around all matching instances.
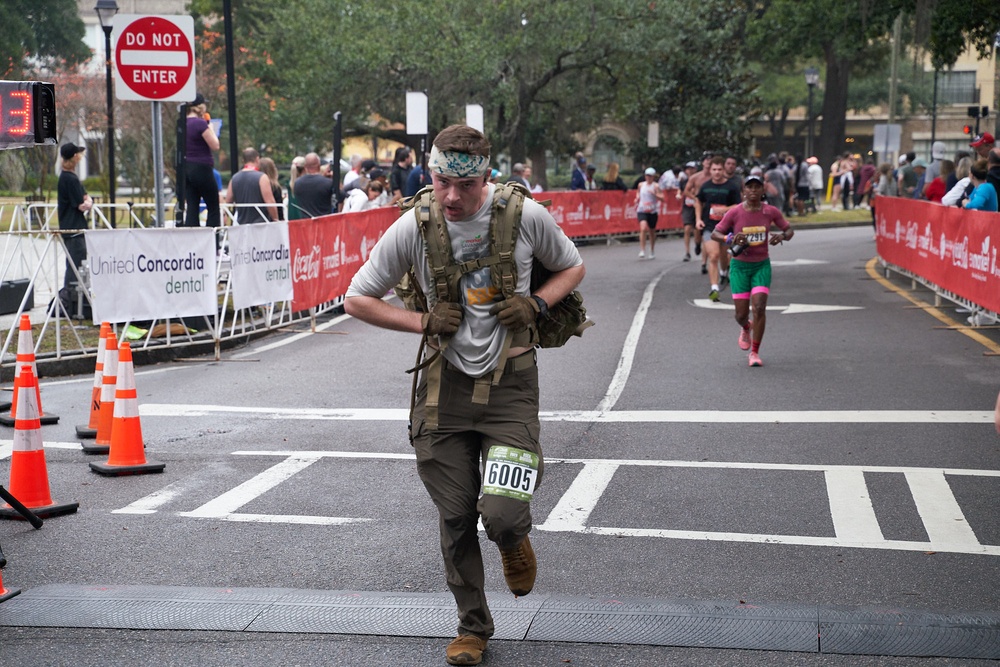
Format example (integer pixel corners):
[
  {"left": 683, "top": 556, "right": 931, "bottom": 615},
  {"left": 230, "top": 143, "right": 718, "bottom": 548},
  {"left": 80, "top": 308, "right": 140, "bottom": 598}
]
[{"left": 963, "top": 125, "right": 973, "bottom": 135}]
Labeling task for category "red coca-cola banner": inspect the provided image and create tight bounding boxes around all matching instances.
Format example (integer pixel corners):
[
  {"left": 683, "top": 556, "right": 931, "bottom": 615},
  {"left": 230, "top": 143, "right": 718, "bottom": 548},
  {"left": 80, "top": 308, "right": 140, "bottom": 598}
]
[
  {"left": 544, "top": 189, "right": 683, "bottom": 236},
  {"left": 288, "top": 207, "right": 397, "bottom": 311},
  {"left": 875, "top": 197, "right": 1000, "bottom": 313},
  {"left": 285, "top": 189, "right": 687, "bottom": 311}
]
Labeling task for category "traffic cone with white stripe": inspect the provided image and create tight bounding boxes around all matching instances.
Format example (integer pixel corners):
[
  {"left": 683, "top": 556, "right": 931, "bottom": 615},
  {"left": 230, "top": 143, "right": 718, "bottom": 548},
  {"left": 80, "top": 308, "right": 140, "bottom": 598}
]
[
  {"left": 0, "top": 315, "right": 58, "bottom": 427},
  {"left": 90, "top": 342, "right": 164, "bottom": 476},
  {"left": 83, "top": 331, "right": 118, "bottom": 456},
  {"left": 0, "top": 566, "right": 19, "bottom": 603},
  {"left": 77, "top": 322, "right": 111, "bottom": 440},
  {"left": 0, "top": 365, "right": 78, "bottom": 520}
]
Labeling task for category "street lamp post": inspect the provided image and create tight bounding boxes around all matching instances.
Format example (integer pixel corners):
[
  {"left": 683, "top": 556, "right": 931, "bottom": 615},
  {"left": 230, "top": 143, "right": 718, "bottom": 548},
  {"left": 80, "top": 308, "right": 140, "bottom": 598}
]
[
  {"left": 95, "top": 0, "right": 118, "bottom": 223},
  {"left": 805, "top": 67, "right": 819, "bottom": 158}
]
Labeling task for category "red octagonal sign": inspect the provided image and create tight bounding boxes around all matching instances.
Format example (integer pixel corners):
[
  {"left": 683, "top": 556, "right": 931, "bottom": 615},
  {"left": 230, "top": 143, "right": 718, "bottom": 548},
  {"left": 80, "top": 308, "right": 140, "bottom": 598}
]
[{"left": 114, "top": 15, "right": 196, "bottom": 102}]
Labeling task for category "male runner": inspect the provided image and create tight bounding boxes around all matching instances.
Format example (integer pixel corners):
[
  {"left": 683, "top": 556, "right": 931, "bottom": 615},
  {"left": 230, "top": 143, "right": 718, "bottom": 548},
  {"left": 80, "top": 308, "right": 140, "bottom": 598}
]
[
  {"left": 694, "top": 156, "right": 741, "bottom": 301},
  {"left": 683, "top": 152, "right": 714, "bottom": 270},
  {"left": 711, "top": 174, "right": 793, "bottom": 366}
]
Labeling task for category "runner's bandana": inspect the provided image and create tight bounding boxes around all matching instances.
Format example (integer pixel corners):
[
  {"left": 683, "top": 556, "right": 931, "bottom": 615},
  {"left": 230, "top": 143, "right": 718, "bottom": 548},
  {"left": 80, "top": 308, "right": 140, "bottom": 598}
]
[{"left": 428, "top": 146, "right": 490, "bottom": 178}]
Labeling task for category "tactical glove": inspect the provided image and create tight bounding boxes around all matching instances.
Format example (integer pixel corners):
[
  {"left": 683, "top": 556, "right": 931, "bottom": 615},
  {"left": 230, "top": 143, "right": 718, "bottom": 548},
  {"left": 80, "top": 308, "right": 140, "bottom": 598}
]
[
  {"left": 488, "top": 295, "right": 540, "bottom": 332},
  {"left": 421, "top": 301, "right": 464, "bottom": 336}
]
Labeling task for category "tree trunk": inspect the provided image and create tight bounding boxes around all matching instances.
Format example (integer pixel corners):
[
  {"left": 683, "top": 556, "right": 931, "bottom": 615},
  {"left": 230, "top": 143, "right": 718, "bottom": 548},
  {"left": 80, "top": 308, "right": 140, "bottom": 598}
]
[
  {"left": 817, "top": 50, "right": 851, "bottom": 173},
  {"left": 528, "top": 147, "right": 547, "bottom": 190}
]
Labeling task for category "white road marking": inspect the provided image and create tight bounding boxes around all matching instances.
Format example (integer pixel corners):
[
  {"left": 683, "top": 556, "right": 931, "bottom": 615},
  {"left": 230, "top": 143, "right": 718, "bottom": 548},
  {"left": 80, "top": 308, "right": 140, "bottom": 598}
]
[
  {"left": 139, "top": 404, "right": 993, "bottom": 424},
  {"left": 825, "top": 468, "right": 884, "bottom": 542},
  {"left": 113, "top": 472, "right": 217, "bottom": 514},
  {"left": 230, "top": 310, "right": 354, "bottom": 359},
  {"left": 597, "top": 269, "right": 669, "bottom": 412},
  {"left": 200, "top": 451, "right": 999, "bottom": 555},
  {"left": 0, "top": 440, "right": 83, "bottom": 459},
  {"left": 691, "top": 299, "right": 864, "bottom": 314},
  {"left": 177, "top": 453, "right": 373, "bottom": 526},
  {"left": 904, "top": 470, "right": 981, "bottom": 547},
  {"left": 769, "top": 259, "right": 829, "bottom": 266}
]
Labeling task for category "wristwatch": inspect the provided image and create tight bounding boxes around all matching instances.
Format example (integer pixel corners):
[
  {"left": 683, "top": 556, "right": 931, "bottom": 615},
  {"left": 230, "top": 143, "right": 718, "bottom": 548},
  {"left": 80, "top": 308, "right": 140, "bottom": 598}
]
[{"left": 530, "top": 295, "right": 549, "bottom": 319}]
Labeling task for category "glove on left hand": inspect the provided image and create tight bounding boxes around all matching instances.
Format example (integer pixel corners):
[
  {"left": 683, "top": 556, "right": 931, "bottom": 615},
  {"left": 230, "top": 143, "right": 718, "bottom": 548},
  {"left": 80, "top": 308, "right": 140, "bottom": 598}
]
[{"left": 488, "top": 295, "right": 539, "bottom": 332}]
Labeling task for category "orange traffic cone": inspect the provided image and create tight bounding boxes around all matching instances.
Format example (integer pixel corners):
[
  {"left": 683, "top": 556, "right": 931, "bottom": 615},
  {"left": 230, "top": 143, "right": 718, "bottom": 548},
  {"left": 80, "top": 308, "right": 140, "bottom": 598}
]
[
  {"left": 83, "top": 331, "right": 119, "bottom": 456},
  {"left": 77, "top": 322, "right": 111, "bottom": 439},
  {"left": 90, "top": 343, "right": 164, "bottom": 476},
  {"left": 0, "top": 315, "right": 58, "bottom": 427},
  {"left": 0, "top": 567, "right": 20, "bottom": 603},
  {"left": 0, "top": 365, "right": 78, "bottom": 520}
]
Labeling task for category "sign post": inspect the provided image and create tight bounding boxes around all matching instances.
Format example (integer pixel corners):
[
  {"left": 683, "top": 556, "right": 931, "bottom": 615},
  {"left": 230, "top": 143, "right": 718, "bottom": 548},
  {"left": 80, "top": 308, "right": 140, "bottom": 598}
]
[{"left": 113, "top": 15, "right": 196, "bottom": 227}]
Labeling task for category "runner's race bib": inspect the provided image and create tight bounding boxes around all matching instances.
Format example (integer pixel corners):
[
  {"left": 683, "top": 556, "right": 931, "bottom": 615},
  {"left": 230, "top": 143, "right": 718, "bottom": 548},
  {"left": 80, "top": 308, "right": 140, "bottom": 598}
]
[
  {"left": 743, "top": 225, "right": 767, "bottom": 245},
  {"left": 483, "top": 446, "right": 539, "bottom": 502}
]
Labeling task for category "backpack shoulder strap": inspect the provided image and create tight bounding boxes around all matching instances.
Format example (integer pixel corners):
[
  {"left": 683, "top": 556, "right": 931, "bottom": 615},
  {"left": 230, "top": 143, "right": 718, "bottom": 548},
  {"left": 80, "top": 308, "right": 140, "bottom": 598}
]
[
  {"left": 489, "top": 182, "right": 527, "bottom": 298},
  {"left": 411, "top": 189, "right": 461, "bottom": 303}
]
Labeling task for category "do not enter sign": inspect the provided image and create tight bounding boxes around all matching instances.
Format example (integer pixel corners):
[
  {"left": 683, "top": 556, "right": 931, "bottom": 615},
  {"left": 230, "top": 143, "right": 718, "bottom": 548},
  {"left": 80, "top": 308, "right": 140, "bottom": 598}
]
[{"left": 113, "top": 15, "right": 196, "bottom": 102}]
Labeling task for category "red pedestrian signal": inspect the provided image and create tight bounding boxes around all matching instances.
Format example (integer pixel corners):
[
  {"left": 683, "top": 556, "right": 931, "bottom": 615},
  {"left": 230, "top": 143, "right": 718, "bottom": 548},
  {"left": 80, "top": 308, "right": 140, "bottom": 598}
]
[{"left": 963, "top": 125, "right": 973, "bottom": 135}]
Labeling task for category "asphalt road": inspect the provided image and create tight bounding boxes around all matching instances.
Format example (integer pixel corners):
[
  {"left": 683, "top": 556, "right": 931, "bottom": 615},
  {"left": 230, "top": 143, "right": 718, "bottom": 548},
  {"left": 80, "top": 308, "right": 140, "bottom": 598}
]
[{"left": 1, "top": 225, "right": 997, "bottom": 666}]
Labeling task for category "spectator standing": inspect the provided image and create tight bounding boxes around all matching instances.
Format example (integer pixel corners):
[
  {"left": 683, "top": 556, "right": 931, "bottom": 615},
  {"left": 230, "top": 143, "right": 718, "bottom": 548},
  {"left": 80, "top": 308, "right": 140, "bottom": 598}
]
[
  {"left": 794, "top": 156, "right": 812, "bottom": 216},
  {"left": 405, "top": 159, "right": 432, "bottom": 198},
  {"left": 658, "top": 165, "right": 679, "bottom": 190},
  {"left": 225, "top": 147, "right": 277, "bottom": 225},
  {"left": 856, "top": 158, "right": 877, "bottom": 208},
  {"left": 287, "top": 156, "right": 306, "bottom": 220},
  {"left": 508, "top": 163, "right": 531, "bottom": 190},
  {"left": 389, "top": 146, "right": 414, "bottom": 204},
  {"left": 57, "top": 143, "right": 92, "bottom": 292},
  {"left": 942, "top": 157, "right": 973, "bottom": 207},
  {"left": 182, "top": 93, "right": 221, "bottom": 230},
  {"left": 344, "top": 124, "right": 585, "bottom": 667},
  {"left": 897, "top": 152, "right": 918, "bottom": 197},
  {"left": 343, "top": 180, "right": 385, "bottom": 213},
  {"left": 964, "top": 159, "right": 998, "bottom": 212},
  {"left": 923, "top": 160, "right": 954, "bottom": 204},
  {"left": 523, "top": 165, "right": 542, "bottom": 193},
  {"left": 908, "top": 159, "right": 928, "bottom": 200},
  {"left": 987, "top": 148, "right": 1000, "bottom": 195},
  {"left": 259, "top": 157, "right": 284, "bottom": 220},
  {"left": 292, "top": 153, "right": 335, "bottom": 217},
  {"left": 584, "top": 164, "right": 598, "bottom": 190},
  {"left": 763, "top": 160, "right": 786, "bottom": 210},
  {"left": 368, "top": 168, "right": 391, "bottom": 207},
  {"left": 600, "top": 162, "right": 628, "bottom": 191},
  {"left": 570, "top": 152, "right": 587, "bottom": 190},
  {"left": 970, "top": 132, "right": 995, "bottom": 160},
  {"left": 806, "top": 157, "right": 823, "bottom": 211},
  {"left": 343, "top": 154, "right": 363, "bottom": 189},
  {"left": 871, "top": 163, "right": 894, "bottom": 231}
]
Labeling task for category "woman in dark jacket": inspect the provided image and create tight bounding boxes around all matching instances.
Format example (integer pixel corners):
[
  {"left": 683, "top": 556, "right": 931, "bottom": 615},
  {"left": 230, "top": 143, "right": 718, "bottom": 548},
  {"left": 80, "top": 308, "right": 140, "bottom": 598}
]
[{"left": 601, "top": 162, "right": 628, "bottom": 191}]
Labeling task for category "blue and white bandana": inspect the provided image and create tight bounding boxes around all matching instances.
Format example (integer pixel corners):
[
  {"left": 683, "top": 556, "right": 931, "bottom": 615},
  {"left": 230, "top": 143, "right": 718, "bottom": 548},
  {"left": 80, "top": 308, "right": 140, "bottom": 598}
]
[{"left": 428, "top": 145, "right": 490, "bottom": 178}]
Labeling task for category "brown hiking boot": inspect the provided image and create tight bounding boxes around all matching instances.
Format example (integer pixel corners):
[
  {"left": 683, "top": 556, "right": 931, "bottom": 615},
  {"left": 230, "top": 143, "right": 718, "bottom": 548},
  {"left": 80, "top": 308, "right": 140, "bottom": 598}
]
[
  {"left": 499, "top": 535, "right": 536, "bottom": 596},
  {"left": 445, "top": 634, "right": 488, "bottom": 665}
]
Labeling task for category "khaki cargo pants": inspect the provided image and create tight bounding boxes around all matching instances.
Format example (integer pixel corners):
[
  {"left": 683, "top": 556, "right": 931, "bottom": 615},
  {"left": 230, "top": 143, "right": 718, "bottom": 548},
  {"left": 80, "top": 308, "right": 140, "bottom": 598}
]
[{"left": 410, "top": 351, "right": 543, "bottom": 640}]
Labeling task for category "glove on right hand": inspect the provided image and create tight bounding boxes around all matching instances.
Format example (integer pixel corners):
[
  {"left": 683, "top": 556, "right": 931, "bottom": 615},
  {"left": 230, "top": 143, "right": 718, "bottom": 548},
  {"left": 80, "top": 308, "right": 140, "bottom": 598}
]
[{"left": 421, "top": 301, "right": 464, "bottom": 336}]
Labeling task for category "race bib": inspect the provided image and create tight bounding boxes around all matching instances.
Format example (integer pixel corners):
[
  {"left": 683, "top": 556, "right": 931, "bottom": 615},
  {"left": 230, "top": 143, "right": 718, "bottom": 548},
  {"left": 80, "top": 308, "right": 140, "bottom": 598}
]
[
  {"left": 483, "top": 446, "right": 539, "bottom": 502},
  {"left": 743, "top": 225, "right": 767, "bottom": 246}
]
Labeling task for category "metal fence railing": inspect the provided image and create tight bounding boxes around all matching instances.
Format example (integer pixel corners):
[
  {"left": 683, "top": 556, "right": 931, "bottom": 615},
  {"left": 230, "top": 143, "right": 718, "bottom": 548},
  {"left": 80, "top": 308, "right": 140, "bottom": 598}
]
[{"left": 0, "top": 200, "right": 333, "bottom": 371}]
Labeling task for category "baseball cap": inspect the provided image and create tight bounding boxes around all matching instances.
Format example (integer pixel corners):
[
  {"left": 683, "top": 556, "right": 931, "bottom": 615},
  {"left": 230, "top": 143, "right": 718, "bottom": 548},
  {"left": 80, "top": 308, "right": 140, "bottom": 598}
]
[
  {"left": 931, "top": 141, "right": 947, "bottom": 159},
  {"left": 898, "top": 155, "right": 908, "bottom": 165},
  {"left": 644, "top": 167, "right": 656, "bottom": 176},
  {"left": 191, "top": 92, "right": 207, "bottom": 106},
  {"left": 369, "top": 167, "right": 386, "bottom": 180},
  {"left": 685, "top": 161, "right": 698, "bottom": 168},
  {"left": 361, "top": 159, "right": 377, "bottom": 171},
  {"left": 744, "top": 174, "right": 764, "bottom": 186},
  {"left": 60, "top": 143, "right": 85, "bottom": 160},
  {"left": 912, "top": 158, "right": 928, "bottom": 169},
  {"left": 970, "top": 132, "right": 994, "bottom": 148}
]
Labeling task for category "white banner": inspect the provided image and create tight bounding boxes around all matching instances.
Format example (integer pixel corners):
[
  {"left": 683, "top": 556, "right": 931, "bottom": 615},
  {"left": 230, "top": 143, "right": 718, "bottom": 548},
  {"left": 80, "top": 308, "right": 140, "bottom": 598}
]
[
  {"left": 227, "top": 222, "right": 293, "bottom": 309},
  {"left": 86, "top": 228, "right": 217, "bottom": 322}
]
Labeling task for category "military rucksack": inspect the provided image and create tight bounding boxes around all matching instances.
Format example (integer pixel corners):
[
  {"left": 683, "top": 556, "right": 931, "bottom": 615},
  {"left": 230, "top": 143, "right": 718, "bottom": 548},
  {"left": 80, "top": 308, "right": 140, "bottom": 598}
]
[
  {"left": 394, "top": 181, "right": 592, "bottom": 430},
  {"left": 395, "top": 182, "right": 593, "bottom": 348}
]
